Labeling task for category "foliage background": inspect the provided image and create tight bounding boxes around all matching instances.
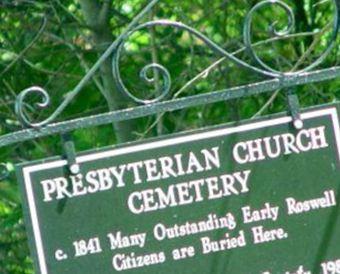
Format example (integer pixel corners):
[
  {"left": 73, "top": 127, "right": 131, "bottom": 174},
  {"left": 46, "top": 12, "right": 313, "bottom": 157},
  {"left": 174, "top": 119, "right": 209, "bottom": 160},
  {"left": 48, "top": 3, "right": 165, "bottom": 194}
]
[{"left": 0, "top": 0, "right": 339, "bottom": 272}]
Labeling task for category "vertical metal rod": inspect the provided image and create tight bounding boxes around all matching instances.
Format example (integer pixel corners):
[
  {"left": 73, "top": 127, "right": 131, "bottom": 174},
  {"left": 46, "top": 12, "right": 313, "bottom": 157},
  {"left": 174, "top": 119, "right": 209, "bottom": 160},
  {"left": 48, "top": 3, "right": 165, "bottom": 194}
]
[
  {"left": 287, "top": 88, "right": 303, "bottom": 129},
  {"left": 61, "top": 133, "right": 79, "bottom": 175}
]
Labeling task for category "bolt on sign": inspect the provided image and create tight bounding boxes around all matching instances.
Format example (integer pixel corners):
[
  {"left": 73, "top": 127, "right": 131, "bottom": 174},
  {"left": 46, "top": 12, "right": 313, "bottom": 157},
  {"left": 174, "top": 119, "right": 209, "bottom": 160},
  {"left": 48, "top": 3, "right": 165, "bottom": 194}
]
[{"left": 16, "top": 103, "right": 340, "bottom": 274}]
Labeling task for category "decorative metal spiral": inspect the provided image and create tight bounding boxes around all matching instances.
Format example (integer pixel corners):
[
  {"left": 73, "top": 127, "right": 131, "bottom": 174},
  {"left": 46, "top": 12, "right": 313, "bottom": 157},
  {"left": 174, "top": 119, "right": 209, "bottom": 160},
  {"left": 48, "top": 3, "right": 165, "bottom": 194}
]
[
  {"left": 112, "top": 21, "right": 173, "bottom": 104},
  {"left": 0, "top": 163, "right": 10, "bottom": 181},
  {"left": 244, "top": 0, "right": 296, "bottom": 74},
  {"left": 112, "top": 55, "right": 171, "bottom": 104},
  {"left": 244, "top": 0, "right": 340, "bottom": 75},
  {"left": 15, "top": 0, "right": 340, "bottom": 128},
  {"left": 112, "top": 22, "right": 173, "bottom": 104},
  {"left": 15, "top": 86, "right": 52, "bottom": 128}
]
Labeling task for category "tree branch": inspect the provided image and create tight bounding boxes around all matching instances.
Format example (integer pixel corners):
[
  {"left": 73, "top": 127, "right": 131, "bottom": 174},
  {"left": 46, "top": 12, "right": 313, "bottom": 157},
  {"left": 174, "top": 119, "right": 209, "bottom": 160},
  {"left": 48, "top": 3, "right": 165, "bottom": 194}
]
[{"left": 78, "top": 0, "right": 138, "bottom": 142}]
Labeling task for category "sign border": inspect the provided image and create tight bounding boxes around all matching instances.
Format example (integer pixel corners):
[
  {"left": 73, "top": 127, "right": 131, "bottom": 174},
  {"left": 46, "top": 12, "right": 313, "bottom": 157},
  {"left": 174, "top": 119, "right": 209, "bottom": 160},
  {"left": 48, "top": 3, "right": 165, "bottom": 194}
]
[{"left": 19, "top": 106, "right": 340, "bottom": 274}]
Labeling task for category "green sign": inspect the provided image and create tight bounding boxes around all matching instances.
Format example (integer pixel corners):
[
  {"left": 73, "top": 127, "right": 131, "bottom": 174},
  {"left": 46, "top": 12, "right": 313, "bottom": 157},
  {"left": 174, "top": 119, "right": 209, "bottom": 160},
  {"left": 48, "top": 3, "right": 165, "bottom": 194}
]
[{"left": 17, "top": 103, "right": 340, "bottom": 274}]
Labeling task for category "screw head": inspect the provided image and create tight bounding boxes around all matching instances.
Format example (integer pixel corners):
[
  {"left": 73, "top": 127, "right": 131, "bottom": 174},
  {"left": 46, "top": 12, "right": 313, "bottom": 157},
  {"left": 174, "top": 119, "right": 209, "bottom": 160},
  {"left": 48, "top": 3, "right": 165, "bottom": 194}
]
[
  {"left": 70, "top": 164, "right": 80, "bottom": 174},
  {"left": 294, "top": 119, "right": 303, "bottom": 130}
]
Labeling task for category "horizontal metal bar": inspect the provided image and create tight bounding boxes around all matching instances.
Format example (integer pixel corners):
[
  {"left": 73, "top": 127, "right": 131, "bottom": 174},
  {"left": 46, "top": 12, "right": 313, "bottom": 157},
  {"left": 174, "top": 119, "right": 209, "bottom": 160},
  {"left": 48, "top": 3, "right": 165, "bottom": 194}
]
[{"left": 1, "top": 66, "right": 339, "bottom": 149}]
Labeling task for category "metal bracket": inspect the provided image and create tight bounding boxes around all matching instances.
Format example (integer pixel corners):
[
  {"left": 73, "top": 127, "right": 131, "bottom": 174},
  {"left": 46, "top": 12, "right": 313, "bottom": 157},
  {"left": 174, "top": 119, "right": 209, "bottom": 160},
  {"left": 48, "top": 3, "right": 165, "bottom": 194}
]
[
  {"left": 287, "top": 88, "right": 303, "bottom": 130},
  {"left": 61, "top": 133, "right": 80, "bottom": 175}
]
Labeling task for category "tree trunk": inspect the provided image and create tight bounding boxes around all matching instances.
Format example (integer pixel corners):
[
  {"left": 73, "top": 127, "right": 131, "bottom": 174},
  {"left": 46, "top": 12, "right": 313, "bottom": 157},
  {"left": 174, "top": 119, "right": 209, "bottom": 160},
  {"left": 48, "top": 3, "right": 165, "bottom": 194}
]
[{"left": 79, "top": 0, "right": 137, "bottom": 143}]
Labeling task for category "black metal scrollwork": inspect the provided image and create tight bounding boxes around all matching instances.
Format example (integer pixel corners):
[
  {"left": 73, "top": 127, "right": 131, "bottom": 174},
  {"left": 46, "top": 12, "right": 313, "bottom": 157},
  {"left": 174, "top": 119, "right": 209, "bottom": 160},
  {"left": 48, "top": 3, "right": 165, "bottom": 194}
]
[
  {"left": 243, "top": 0, "right": 339, "bottom": 75},
  {"left": 15, "top": 0, "right": 340, "bottom": 128}
]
